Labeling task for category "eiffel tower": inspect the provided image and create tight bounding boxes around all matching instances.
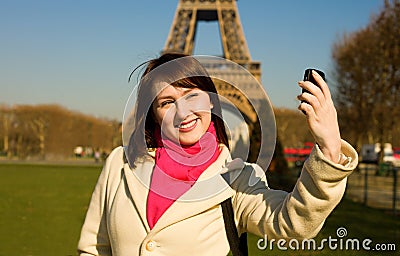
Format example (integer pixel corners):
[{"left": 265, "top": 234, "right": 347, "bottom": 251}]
[
  {"left": 163, "top": 0, "right": 273, "bottom": 166},
  {"left": 164, "top": 0, "right": 260, "bottom": 77}
]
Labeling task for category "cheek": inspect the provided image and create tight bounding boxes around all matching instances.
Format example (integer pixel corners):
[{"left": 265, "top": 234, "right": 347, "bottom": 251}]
[
  {"left": 152, "top": 105, "right": 163, "bottom": 126},
  {"left": 192, "top": 95, "right": 213, "bottom": 113},
  {"left": 154, "top": 110, "right": 164, "bottom": 126},
  {"left": 154, "top": 108, "right": 175, "bottom": 128}
]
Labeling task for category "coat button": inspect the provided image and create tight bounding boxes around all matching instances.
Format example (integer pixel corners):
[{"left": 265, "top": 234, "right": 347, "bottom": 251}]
[{"left": 146, "top": 240, "right": 155, "bottom": 251}]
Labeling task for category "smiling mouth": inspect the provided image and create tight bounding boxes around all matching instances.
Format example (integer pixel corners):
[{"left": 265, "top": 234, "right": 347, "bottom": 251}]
[{"left": 177, "top": 118, "right": 198, "bottom": 130}]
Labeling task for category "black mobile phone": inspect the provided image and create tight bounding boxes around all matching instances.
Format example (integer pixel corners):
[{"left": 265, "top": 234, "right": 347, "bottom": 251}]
[{"left": 302, "top": 68, "right": 326, "bottom": 94}]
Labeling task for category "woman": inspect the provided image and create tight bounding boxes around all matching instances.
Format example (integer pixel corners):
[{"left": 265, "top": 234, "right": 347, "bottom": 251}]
[{"left": 78, "top": 53, "right": 358, "bottom": 255}]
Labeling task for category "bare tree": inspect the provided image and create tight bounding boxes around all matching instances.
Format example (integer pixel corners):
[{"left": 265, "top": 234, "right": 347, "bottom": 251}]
[
  {"left": 332, "top": 0, "right": 400, "bottom": 153},
  {"left": 0, "top": 105, "right": 13, "bottom": 157}
]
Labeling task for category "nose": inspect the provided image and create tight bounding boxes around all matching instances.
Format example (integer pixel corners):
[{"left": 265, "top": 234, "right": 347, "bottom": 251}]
[{"left": 174, "top": 99, "right": 191, "bottom": 121}]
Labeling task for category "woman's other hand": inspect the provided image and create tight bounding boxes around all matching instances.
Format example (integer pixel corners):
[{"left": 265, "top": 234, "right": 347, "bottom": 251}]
[{"left": 297, "top": 70, "right": 341, "bottom": 163}]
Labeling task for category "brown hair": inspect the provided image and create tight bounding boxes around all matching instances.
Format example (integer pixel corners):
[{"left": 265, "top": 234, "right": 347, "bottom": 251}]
[{"left": 127, "top": 53, "right": 229, "bottom": 165}]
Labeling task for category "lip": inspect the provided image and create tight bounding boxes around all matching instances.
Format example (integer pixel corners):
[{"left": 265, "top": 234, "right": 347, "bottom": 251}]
[{"left": 177, "top": 118, "right": 198, "bottom": 132}]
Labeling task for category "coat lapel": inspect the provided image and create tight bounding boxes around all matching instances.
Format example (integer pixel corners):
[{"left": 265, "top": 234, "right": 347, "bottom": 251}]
[{"left": 123, "top": 158, "right": 155, "bottom": 232}]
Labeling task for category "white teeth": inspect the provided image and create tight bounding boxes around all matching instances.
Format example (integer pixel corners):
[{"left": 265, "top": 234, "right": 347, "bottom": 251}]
[{"left": 179, "top": 119, "right": 197, "bottom": 129}]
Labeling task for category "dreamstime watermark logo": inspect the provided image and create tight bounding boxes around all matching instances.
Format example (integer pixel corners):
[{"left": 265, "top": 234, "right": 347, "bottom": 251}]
[{"left": 257, "top": 227, "right": 397, "bottom": 252}]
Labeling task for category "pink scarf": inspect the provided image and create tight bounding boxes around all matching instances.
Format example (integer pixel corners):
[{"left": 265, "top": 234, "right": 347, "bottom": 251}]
[{"left": 146, "top": 122, "right": 220, "bottom": 229}]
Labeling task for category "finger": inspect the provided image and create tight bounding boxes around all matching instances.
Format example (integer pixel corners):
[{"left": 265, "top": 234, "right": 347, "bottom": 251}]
[
  {"left": 312, "top": 70, "right": 331, "bottom": 100},
  {"left": 298, "top": 98, "right": 316, "bottom": 118},
  {"left": 298, "top": 81, "right": 324, "bottom": 102},
  {"left": 297, "top": 91, "right": 322, "bottom": 111}
]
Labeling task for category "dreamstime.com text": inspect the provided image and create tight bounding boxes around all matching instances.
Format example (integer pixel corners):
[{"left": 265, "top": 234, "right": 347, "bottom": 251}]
[{"left": 257, "top": 227, "right": 396, "bottom": 252}]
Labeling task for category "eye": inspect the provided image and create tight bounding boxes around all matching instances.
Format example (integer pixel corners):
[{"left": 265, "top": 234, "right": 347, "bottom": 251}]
[
  {"left": 160, "top": 100, "right": 174, "bottom": 108},
  {"left": 186, "top": 92, "right": 199, "bottom": 99}
]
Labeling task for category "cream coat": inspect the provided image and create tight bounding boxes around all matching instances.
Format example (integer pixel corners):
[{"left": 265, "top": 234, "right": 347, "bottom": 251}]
[{"left": 78, "top": 140, "right": 358, "bottom": 256}]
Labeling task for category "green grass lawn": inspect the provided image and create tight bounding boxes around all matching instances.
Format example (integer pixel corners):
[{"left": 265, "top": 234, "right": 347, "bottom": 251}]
[
  {"left": 0, "top": 163, "right": 398, "bottom": 255},
  {"left": 0, "top": 163, "right": 101, "bottom": 256}
]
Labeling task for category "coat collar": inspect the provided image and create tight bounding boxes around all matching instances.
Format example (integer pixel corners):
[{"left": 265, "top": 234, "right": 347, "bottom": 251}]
[{"left": 123, "top": 145, "right": 235, "bottom": 233}]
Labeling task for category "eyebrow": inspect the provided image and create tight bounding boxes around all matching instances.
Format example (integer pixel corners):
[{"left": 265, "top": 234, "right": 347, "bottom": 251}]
[
  {"left": 155, "top": 95, "right": 174, "bottom": 101},
  {"left": 155, "top": 88, "right": 195, "bottom": 101}
]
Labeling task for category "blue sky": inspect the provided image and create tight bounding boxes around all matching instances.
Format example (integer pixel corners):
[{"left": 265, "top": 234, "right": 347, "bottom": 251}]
[{"left": 0, "top": 0, "right": 384, "bottom": 121}]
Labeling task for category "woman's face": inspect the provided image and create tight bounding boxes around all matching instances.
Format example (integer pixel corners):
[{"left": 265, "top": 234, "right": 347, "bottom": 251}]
[{"left": 152, "top": 83, "right": 213, "bottom": 146}]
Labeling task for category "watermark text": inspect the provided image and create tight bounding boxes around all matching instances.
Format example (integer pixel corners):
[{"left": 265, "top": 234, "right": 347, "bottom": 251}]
[{"left": 257, "top": 227, "right": 396, "bottom": 252}]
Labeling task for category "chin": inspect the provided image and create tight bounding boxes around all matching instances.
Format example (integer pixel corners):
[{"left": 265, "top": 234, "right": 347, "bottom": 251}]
[
  {"left": 178, "top": 134, "right": 203, "bottom": 146},
  {"left": 179, "top": 139, "right": 200, "bottom": 146}
]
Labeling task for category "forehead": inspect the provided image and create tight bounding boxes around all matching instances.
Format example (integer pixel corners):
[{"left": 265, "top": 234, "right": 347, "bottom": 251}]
[{"left": 155, "top": 82, "right": 197, "bottom": 99}]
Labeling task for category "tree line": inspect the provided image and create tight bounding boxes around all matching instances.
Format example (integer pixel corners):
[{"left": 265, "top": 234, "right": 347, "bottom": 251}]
[{"left": 0, "top": 104, "right": 121, "bottom": 160}]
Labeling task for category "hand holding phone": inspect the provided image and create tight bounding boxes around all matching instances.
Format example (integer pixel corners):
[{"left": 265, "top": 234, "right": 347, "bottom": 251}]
[{"left": 298, "top": 68, "right": 342, "bottom": 163}]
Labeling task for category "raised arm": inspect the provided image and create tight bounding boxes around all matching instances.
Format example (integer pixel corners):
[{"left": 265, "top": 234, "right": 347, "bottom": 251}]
[{"left": 231, "top": 140, "right": 357, "bottom": 239}]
